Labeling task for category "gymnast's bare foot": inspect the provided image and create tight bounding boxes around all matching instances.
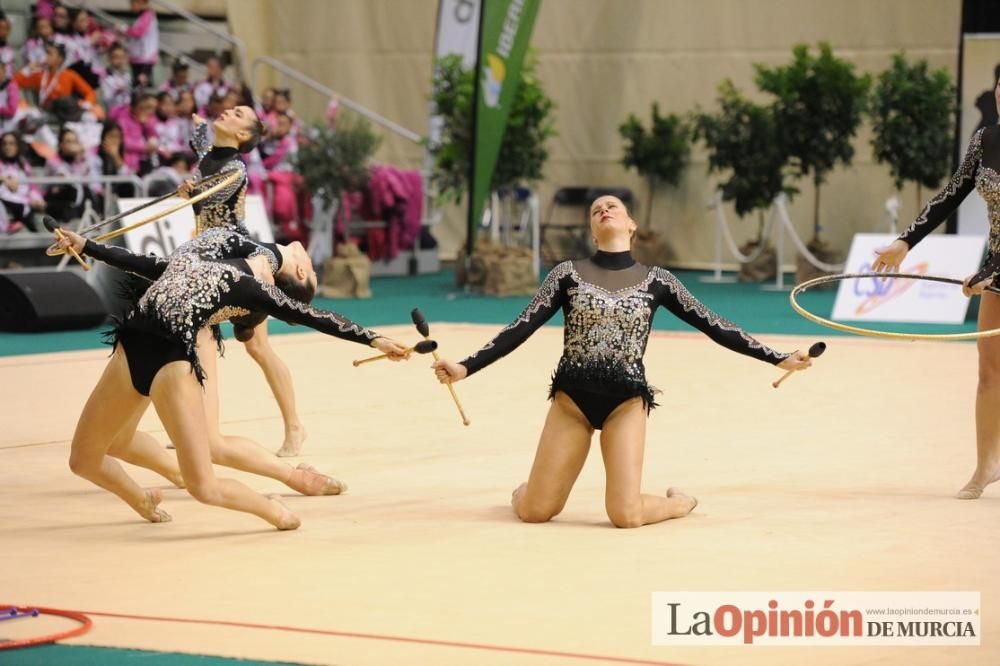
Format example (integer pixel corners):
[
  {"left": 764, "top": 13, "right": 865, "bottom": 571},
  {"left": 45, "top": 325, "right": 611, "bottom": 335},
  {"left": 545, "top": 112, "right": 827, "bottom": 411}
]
[
  {"left": 286, "top": 462, "right": 346, "bottom": 496},
  {"left": 511, "top": 482, "right": 528, "bottom": 508},
  {"left": 136, "top": 488, "right": 172, "bottom": 523},
  {"left": 666, "top": 487, "right": 698, "bottom": 517},
  {"left": 956, "top": 464, "right": 1000, "bottom": 499},
  {"left": 276, "top": 424, "right": 307, "bottom": 457},
  {"left": 267, "top": 495, "right": 301, "bottom": 530}
]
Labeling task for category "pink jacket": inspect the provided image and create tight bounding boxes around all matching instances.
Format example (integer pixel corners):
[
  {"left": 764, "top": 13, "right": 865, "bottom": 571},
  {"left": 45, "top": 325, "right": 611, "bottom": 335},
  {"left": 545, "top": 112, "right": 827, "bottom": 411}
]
[
  {"left": 0, "top": 79, "right": 19, "bottom": 121},
  {"left": 0, "top": 160, "right": 42, "bottom": 206},
  {"left": 126, "top": 9, "right": 158, "bottom": 65},
  {"left": 261, "top": 135, "right": 297, "bottom": 171},
  {"left": 111, "top": 106, "right": 157, "bottom": 172}
]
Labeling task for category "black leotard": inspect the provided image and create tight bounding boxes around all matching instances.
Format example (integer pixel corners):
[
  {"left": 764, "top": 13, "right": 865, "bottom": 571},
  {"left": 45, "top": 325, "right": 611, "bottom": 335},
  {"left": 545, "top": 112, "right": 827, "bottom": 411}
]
[
  {"left": 459, "top": 250, "right": 788, "bottom": 429},
  {"left": 81, "top": 233, "right": 378, "bottom": 395},
  {"left": 898, "top": 126, "right": 1000, "bottom": 285}
]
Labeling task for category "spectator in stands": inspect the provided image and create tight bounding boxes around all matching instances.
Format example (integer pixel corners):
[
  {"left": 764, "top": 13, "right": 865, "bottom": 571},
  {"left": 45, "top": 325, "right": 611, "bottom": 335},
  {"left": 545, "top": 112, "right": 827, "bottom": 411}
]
[
  {"left": 110, "top": 91, "right": 157, "bottom": 174},
  {"left": 65, "top": 8, "right": 105, "bottom": 89},
  {"left": 222, "top": 87, "right": 240, "bottom": 112},
  {"left": 0, "top": 13, "right": 14, "bottom": 71},
  {"left": 160, "top": 59, "right": 192, "bottom": 100},
  {"left": 35, "top": 0, "right": 58, "bottom": 21},
  {"left": 263, "top": 112, "right": 308, "bottom": 244},
  {"left": 193, "top": 54, "right": 230, "bottom": 111},
  {"left": 15, "top": 44, "right": 99, "bottom": 122},
  {"left": 51, "top": 4, "right": 72, "bottom": 39},
  {"left": 101, "top": 43, "right": 132, "bottom": 115},
  {"left": 204, "top": 91, "right": 225, "bottom": 120},
  {"left": 0, "top": 61, "right": 20, "bottom": 134},
  {"left": 257, "top": 86, "right": 275, "bottom": 118},
  {"left": 22, "top": 17, "right": 54, "bottom": 70},
  {"left": 154, "top": 90, "right": 186, "bottom": 158},
  {"left": 174, "top": 88, "right": 195, "bottom": 147},
  {"left": 145, "top": 151, "right": 193, "bottom": 197},
  {"left": 265, "top": 88, "right": 300, "bottom": 136},
  {"left": 97, "top": 120, "right": 135, "bottom": 198},
  {"left": 117, "top": 0, "right": 158, "bottom": 87},
  {"left": 45, "top": 127, "right": 101, "bottom": 223},
  {"left": 0, "top": 132, "right": 46, "bottom": 231}
]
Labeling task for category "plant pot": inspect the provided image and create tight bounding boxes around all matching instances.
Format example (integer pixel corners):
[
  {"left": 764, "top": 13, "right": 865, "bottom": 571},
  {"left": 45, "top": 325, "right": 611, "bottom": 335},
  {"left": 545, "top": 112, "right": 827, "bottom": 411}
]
[
  {"left": 795, "top": 237, "right": 841, "bottom": 288},
  {"left": 631, "top": 230, "right": 674, "bottom": 267},
  {"left": 320, "top": 243, "right": 372, "bottom": 299},
  {"left": 456, "top": 238, "right": 536, "bottom": 296},
  {"left": 737, "top": 241, "right": 777, "bottom": 282}
]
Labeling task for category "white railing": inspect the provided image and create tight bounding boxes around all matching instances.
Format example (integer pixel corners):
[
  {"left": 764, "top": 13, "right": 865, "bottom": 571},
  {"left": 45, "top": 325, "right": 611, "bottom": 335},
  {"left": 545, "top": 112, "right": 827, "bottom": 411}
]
[
  {"left": 149, "top": 0, "right": 249, "bottom": 81},
  {"left": 25, "top": 174, "right": 148, "bottom": 218},
  {"left": 250, "top": 56, "right": 422, "bottom": 144}
]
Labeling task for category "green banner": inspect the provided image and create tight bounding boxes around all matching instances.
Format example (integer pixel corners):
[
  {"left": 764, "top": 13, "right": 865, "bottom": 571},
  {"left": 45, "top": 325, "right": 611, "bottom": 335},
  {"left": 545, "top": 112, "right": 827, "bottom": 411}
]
[{"left": 468, "top": 0, "right": 541, "bottom": 252}]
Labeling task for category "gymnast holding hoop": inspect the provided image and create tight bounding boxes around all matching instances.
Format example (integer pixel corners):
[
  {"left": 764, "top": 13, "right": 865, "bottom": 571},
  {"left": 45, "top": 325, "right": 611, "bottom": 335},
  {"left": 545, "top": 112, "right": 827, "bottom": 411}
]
[
  {"left": 49, "top": 107, "right": 350, "bottom": 498},
  {"left": 54, "top": 225, "right": 409, "bottom": 529},
  {"left": 184, "top": 111, "right": 310, "bottom": 457},
  {"left": 871, "top": 77, "right": 1000, "bottom": 500},
  {"left": 432, "top": 195, "right": 812, "bottom": 528}
]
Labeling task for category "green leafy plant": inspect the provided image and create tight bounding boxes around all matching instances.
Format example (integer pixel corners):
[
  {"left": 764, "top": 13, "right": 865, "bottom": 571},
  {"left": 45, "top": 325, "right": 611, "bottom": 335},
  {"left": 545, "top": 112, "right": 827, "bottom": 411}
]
[
  {"left": 754, "top": 42, "right": 871, "bottom": 241},
  {"left": 692, "top": 79, "right": 795, "bottom": 242},
  {"left": 295, "top": 114, "right": 382, "bottom": 210},
  {"left": 619, "top": 103, "right": 690, "bottom": 230},
  {"left": 870, "top": 52, "right": 956, "bottom": 210},
  {"left": 428, "top": 52, "right": 556, "bottom": 204}
]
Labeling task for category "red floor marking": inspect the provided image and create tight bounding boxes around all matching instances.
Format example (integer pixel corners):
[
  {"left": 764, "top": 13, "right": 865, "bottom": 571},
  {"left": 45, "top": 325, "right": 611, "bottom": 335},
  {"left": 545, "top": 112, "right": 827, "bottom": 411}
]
[{"left": 73, "top": 608, "right": 690, "bottom": 665}]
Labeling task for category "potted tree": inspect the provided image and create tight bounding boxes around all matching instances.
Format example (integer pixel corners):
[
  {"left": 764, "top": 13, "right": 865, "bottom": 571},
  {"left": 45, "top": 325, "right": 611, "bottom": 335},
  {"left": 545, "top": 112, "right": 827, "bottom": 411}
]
[
  {"left": 618, "top": 103, "right": 690, "bottom": 266},
  {"left": 428, "top": 51, "right": 556, "bottom": 295},
  {"left": 692, "top": 80, "right": 794, "bottom": 281},
  {"left": 428, "top": 52, "right": 556, "bottom": 293},
  {"left": 870, "top": 52, "right": 956, "bottom": 217},
  {"left": 295, "top": 113, "right": 382, "bottom": 298},
  {"left": 296, "top": 113, "right": 382, "bottom": 215},
  {"left": 754, "top": 42, "right": 871, "bottom": 282}
]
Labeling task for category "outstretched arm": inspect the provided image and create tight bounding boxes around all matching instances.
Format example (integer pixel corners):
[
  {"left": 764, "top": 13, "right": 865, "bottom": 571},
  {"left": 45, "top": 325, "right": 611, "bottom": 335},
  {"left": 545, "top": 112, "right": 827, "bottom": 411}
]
[
  {"left": 898, "top": 128, "right": 984, "bottom": 249},
  {"left": 454, "top": 262, "right": 572, "bottom": 378},
  {"left": 57, "top": 229, "right": 168, "bottom": 280},
  {"left": 652, "top": 267, "right": 790, "bottom": 365},
  {"left": 236, "top": 276, "right": 386, "bottom": 347}
]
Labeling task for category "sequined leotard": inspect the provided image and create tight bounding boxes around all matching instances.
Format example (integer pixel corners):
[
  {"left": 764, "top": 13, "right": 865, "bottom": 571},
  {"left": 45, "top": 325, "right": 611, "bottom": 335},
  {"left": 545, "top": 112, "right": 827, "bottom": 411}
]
[
  {"left": 189, "top": 122, "right": 249, "bottom": 234},
  {"left": 459, "top": 250, "right": 789, "bottom": 429},
  {"left": 81, "top": 231, "right": 379, "bottom": 395},
  {"left": 898, "top": 126, "right": 1000, "bottom": 284}
]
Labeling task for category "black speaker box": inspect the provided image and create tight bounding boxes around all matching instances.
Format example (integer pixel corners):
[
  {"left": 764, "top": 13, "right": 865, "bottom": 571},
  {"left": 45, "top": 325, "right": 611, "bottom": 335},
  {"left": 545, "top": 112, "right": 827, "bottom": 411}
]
[{"left": 0, "top": 270, "right": 108, "bottom": 332}]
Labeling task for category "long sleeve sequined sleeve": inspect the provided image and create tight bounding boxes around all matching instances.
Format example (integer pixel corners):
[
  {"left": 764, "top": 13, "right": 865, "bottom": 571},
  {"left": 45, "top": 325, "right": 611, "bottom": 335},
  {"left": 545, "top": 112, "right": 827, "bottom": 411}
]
[
  {"left": 82, "top": 239, "right": 168, "bottom": 281},
  {"left": 190, "top": 121, "right": 211, "bottom": 161},
  {"left": 652, "top": 268, "right": 788, "bottom": 365},
  {"left": 237, "top": 278, "right": 379, "bottom": 346},
  {"left": 459, "top": 262, "right": 570, "bottom": 376},
  {"left": 898, "top": 128, "right": 984, "bottom": 249}
]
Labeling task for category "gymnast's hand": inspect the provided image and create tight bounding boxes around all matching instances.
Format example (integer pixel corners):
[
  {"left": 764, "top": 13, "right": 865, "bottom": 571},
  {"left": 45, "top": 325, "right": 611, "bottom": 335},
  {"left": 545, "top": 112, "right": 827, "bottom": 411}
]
[
  {"left": 54, "top": 228, "right": 86, "bottom": 254},
  {"left": 777, "top": 350, "right": 812, "bottom": 372},
  {"left": 371, "top": 336, "right": 410, "bottom": 361},
  {"left": 962, "top": 274, "right": 994, "bottom": 297},
  {"left": 192, "top": 113, "right": 207, "bottom": 126},
  {"left": 872, "top": 239, "right": 909, "bottom": 273},
  {"left": 432, "top": 358, "right": 467, "bottom": 384},
  {"left": 177, "top": 179, "right": 196, "bottom": 199}
]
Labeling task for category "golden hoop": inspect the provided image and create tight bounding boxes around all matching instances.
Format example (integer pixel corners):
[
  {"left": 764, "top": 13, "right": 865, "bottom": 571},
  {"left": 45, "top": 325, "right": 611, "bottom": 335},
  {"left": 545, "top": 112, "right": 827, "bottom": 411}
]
[
  {"left": 789, "top": 272, "right": 1000, "bottom": 341},
  {"left": 45, "top": 170, "right": 242, "bottom": 257}
]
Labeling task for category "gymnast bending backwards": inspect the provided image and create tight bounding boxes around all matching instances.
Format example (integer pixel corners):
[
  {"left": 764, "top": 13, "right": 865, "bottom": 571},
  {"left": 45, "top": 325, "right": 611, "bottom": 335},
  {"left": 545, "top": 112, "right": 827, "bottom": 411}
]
[
  {"left": 184, "top": 110, "right": 308, "bottom": 457},
  {"left": 55, "top": 225, "right": 409, "bottom": 529},
  {"left": 80, "top": 107, "right": 346, "bottom": 498},
  {"left": 432, "top": 195, "right": 811, "bottom": 528}
]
